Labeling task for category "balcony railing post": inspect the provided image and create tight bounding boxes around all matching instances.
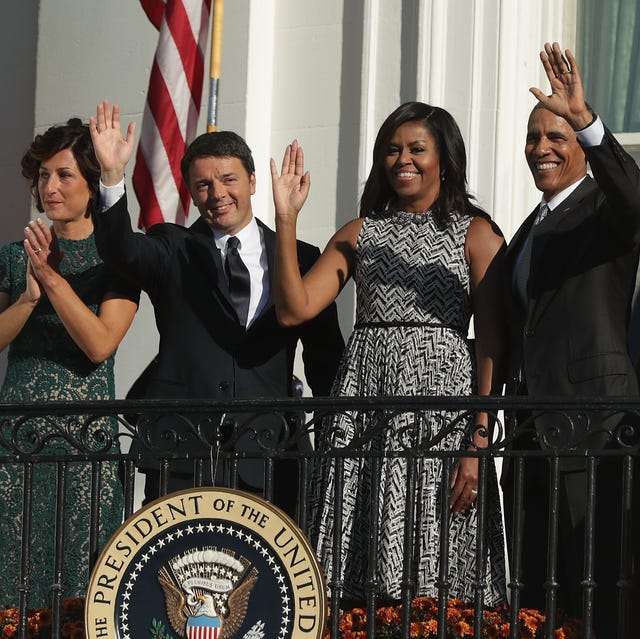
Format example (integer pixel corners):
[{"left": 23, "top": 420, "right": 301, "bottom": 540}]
[
  {"left": 329, "top": 456, "right": 344, "bottom": 639},
  {"left": 472, "top": 453, "right": 488, "bottom": 639},
  {"left": 51, "top": 461, "right": 67, "bottom": 639},
  {"left": 436, "top": 456, "right": 452, "bottom": 639},
  {"left": 18, "top": 462, "right": 34, "bottom": 639},
  {"left": 544, "top": 456, "right": 561, "bottom": 637},
  {"left": 617, "top": 455, "right": 635, "bottom": 639},
  {"left": 581, "top": 455, "right": 597, "bottom": 638},
  {"left": 507, "top": 455, "right": 525, "bottom": 639},
  {"left": 364, "top": 454, "right": 380, "bottom": 638},
  {"left": 399, "top": 454, "right": 417, "bottom": 638},
  {"left": 89, "top": 460, "right": 102, "bottom": 574}
]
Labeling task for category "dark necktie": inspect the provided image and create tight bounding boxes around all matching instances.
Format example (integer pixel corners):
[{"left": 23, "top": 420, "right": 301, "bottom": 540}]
[
  {"left": 513, "top": 202, "right": 549, "bottom": 306},
  {"left": 225, "top": 236, "right": 251, "bottom": 326}
]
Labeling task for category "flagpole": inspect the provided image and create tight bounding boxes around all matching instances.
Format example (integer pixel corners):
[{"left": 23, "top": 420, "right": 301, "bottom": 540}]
[{"left": 207, "top": 0, "right": 224, "bottom": 132}]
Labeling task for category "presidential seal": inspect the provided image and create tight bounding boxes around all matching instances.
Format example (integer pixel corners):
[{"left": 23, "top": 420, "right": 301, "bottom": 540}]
[{"left": 85, "top": 488, "right": 326, "bottom": 639}]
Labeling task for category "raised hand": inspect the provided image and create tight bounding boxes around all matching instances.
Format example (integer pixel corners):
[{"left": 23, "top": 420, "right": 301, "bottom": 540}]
[
  {"left": 270, "top": 140, "right": 310, "bottom": 224},
  {"left": 89, "top": 100, "right": 137, "bottom": 185},
  {"left": 530, "top": 42, "right": 593, "bottom": 131}
]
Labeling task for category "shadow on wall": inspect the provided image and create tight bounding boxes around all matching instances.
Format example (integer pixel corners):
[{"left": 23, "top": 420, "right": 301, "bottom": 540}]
[{"left": 0, "top": 4, "right": 39, "bottom": 383}]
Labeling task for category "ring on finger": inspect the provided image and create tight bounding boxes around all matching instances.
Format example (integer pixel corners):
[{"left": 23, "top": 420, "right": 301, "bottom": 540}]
[
  {"left": 470, "top": 488, "right": 478, "bottom": 494},
  {"left": 34, "top": 248, "right": 42, "bottom": 254},
  {"left": 560, "top": 69, "right": 571, "bottom": 75}
]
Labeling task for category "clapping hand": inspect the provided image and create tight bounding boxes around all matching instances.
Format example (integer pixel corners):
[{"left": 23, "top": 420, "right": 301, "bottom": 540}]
[
  {"left": 270, "top": 140, "right": 311, "bottom": 224},
  {"left": 23, "top": 219, "right": 62, "bottom": 299},
  {"left": 530, "top": 42, "right": 593, "bottom": 131},
  {"left": 89, "top": 100, "right": 137, "bottom": 186}
]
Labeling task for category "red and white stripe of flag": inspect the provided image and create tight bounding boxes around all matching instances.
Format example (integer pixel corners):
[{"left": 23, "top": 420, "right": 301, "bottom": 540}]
[
  {"left": 133, "top": 0, "right": 212, "bottom": 229},
  {"left": 187, "top": 625, "right": 219, "bottom": 639}
]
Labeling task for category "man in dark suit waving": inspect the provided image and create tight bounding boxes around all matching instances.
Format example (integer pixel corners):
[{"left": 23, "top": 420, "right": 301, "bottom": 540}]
[
  {"left": 503, "top": 43, "right": 640, "bottom": 635},
  {"left": 89, "top": 102, "right": 344, "bottom": 514}
]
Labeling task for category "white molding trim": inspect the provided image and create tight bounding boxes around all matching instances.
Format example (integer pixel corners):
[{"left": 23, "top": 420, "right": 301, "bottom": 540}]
[
  {"left": 245, "top": 0, "right": 276, "bottom": 223},
  {"left": 359, "top": 0, "right": 381, "bottom": 182}
]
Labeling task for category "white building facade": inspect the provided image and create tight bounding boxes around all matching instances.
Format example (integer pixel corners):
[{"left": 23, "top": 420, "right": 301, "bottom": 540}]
[{"left": 1, "top": 0, "right": 638, "bottom": 393}]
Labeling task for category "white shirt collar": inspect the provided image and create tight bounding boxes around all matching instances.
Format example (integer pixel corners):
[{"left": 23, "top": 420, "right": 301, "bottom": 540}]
[
  {"left": 542, "top": 175, "right": 588, "bottom": 212},
  {"left": 212, "top": 215, "right": 260, "bottom": 253}
]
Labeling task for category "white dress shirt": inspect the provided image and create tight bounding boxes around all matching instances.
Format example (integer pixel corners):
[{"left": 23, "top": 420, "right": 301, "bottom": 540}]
[{"left": 213, "top": 218, "right": 270, "bottom": 327}]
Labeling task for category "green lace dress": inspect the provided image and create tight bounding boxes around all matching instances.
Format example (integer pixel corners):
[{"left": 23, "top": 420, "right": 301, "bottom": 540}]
[{"left": 0, "top": 235, "right": 137, "bottom": 607}]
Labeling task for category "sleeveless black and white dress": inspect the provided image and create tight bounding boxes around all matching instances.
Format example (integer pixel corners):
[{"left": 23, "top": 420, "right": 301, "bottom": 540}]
[{"left": 308, "top": 207, "right": 506, "bottom": 604}]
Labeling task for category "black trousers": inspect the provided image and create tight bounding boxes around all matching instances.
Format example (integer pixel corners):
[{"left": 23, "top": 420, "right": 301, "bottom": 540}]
[{"left": 503, "top": 453, "right": 638, "bottom": 637}]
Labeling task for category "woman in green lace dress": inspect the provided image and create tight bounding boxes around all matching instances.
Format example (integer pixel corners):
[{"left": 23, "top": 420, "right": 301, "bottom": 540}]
[{"left": 0, "top": 119, "right": 139, "bottom": 607}]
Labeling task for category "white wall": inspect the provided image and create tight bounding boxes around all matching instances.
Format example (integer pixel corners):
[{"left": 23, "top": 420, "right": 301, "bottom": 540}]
[
  {"left": 33, "top": 0, "right": 164, "bottom": 397},
  {"left": 1, "top": 0, "right": 581, "bottom": 396}
]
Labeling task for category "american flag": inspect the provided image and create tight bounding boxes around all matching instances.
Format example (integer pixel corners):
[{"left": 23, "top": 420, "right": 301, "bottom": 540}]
[{"left": 133, "top": 0, "right": 212, "bottom": 229}]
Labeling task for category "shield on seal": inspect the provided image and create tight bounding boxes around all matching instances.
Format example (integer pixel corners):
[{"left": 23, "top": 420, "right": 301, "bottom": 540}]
[{"left": 186, "top": 614, "right": 221, "bottom": 639}]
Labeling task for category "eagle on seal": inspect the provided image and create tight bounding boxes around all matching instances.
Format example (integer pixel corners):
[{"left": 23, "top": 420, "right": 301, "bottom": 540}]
[{"left": 158, "top": 548, "right": 258, "bottom": 639}]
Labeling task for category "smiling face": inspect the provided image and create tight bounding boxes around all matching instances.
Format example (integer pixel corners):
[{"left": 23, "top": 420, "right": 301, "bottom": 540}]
[
  {"left": 37, "top": 148, "right": 94, "bottom": 225},
  {"left": 383, "top": 120, "right": 441, "bottom": 213},
  {"left": 188, "top": 156, "right": 256, "bottom": 235},
  {"left": 525, "top": 107, "right": 587, "bottom": 200}
]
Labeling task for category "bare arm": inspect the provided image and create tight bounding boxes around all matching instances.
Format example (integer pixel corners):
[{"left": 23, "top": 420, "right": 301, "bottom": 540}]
[
  {"left": 271, "top": 141, "right": 361, "bottom": 326},
  {"left": 23, "top": 219, "right": 137, "bottom": 363},
  {"left": 0, "top": 238, "right": 45, "bottom": 351},
  {"left": 0, "top": 289, "right": 39, "bottom": 352},
  {"left": 450, "top": 214, "right": 506, "bottom": 513},
  {"left": 467, "top": 215, "right": 507, "bottom": 409}
]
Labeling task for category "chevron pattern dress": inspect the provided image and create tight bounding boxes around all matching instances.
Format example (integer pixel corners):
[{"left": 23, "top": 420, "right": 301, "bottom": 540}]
[{"left": 308, "top": 208, "right": 506, "bottom": 604}]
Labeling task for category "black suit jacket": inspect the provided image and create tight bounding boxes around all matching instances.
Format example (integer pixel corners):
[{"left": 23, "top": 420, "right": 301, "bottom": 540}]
[
  {"left": 504, "top": 126, "right": 640, "bottom": 459},
  {"left": 93, "top": 194, "right": 344, "bottom": 483}
]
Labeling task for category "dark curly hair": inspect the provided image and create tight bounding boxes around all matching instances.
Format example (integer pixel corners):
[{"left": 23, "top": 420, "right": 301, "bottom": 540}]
[
  {"left": 21, "top": 118, "right": 99, "bottom": 213},
  {"left": 359, "top": 102, "right": 478, "bottom": 226}
]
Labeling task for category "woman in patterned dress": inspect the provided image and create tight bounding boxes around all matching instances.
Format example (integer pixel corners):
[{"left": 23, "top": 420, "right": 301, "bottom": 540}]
[
  {"left": 0, "top": 120, "right": 139, "bottom": 606},
  {"left": 271, "top": 103, "right": 507, "bottom": 604}
]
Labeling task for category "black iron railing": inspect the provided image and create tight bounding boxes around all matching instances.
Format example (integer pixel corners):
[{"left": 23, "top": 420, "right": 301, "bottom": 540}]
[{"left": 1, "top": 396, "right": 639, "bottom": 639}]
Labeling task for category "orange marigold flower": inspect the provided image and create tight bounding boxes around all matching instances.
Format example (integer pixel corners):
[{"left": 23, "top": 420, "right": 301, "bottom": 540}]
[
  {"left": 2, "top": 624, "right": 16, "bottom": 639},
  {"left": 376, "top": 607, "right": 398, "bottom": 625},
  {"left": 452, "top": 620, "right": 474, "bottom": 637},
  {"left": 4, "top": 610, "right": 18, "bottom": 624}
]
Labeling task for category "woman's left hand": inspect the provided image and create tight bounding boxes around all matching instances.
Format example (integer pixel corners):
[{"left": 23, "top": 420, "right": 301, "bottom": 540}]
[
  {"left": 270, "top": 139, "right": 310, "bottom": 223},
  {"left": 24, "top": 219, "right": 62, "bottom": 288},
  {"left": 449, "top": 455, "right": 479, "bottom": 513}
]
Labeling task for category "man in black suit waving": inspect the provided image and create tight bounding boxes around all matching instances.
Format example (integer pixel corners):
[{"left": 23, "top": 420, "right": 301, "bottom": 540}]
[
  {"left": 503, "top": 43, "right": 640, "bottom": 635},
  {"left": 89, "top": 102, "right": 344, "bottom": 515}
]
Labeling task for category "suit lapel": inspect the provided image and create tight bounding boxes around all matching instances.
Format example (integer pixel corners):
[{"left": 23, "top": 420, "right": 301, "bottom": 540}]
[
  {"left": 505, "top": 207, "right": 538, "bottom": 276},
  {"left": 186, "top": 217, "right": 235, "bottom": 313},
  {"left": 526, "top": 176, "right": 598, "bottom": 327}
]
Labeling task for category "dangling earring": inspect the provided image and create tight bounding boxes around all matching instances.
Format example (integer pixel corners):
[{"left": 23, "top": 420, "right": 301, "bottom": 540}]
[{"left": 440, "top": 170, "right": 445, "bottom": 182}]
